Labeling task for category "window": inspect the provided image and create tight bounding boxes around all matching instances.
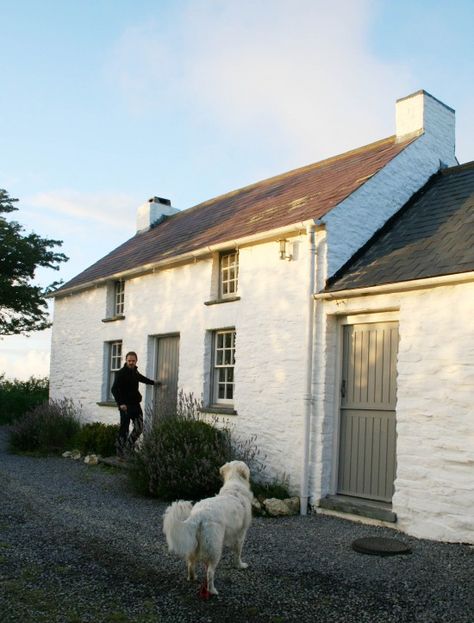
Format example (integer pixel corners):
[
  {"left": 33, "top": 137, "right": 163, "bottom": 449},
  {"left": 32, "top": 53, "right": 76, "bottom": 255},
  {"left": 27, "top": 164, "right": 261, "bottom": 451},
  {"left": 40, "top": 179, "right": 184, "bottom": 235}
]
[
  {"left": 204, "top": 250, "right": 240, "bottom": 306},
  {"left": 212, "top": 329, "right": 236, "bottom": 405},
  {"left": 103, "top": 280, "right": 126, "bottom": 322},
  {"left": 107, "top": 341, "right": 122, "bottom": 400},
  {"left": 114, "top": 280, "right": 125, "bottom": 316},
  {"left": 219, "top": 251, "right": 238, "bottom": 298}
]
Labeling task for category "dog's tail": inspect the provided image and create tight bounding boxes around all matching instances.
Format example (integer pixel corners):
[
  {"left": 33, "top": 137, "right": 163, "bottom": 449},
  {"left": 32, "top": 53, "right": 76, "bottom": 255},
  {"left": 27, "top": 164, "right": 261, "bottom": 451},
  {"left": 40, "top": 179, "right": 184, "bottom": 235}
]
[{"left": 162, "top": 500, "right": 198, "bottom": 559}]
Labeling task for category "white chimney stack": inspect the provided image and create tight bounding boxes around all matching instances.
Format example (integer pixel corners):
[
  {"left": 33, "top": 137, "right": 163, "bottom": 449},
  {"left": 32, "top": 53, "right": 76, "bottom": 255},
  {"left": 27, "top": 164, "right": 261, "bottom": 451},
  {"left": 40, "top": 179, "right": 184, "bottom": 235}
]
[
  {"left": 395, "top": 90, "right": 456, "bottom": 167},
  {"left": 396, "top": 90, "right": 455, "bottom": 142},
  {"left": 136, "top": 196, "right": 179, "bottom": 233}
]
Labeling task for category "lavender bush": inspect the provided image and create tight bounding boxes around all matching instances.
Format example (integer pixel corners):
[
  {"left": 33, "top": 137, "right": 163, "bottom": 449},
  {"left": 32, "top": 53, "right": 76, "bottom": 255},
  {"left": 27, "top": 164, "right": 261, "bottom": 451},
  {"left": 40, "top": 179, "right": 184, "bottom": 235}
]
[
  {"left": 130, "top": 390, "right": 269, "bottom": 500},
  {"left": 9, "top": 398, "right": 82, "bottom": 454}
]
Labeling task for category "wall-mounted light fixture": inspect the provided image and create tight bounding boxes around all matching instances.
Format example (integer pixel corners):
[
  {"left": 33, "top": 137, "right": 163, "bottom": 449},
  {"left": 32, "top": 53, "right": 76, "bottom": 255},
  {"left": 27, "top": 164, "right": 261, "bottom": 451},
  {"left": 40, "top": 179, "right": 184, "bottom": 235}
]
[{"left": 279, "top": 239, "right": 293, "bottom": 261}]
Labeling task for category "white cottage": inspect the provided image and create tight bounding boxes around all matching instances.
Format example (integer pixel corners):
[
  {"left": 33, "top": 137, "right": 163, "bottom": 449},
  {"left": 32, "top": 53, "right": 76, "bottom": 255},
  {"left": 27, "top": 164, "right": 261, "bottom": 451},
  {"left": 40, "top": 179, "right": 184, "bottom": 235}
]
[
  {"left": 315, "top": 161, "right": 474, "bottom": 544},
  {"left": 50, "top": 90, "right": 470, "bottom": 542}
]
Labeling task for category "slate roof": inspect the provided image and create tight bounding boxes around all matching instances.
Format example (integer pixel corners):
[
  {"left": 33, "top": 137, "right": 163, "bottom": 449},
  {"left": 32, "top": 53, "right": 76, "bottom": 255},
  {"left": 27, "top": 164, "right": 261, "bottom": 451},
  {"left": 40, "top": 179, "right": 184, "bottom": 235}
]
[
  {"left": 55, "top": 134, "right": 415, "bottom": 295},
  {"left": 325, "top": 161, "right": 474, "bottom": 292}
]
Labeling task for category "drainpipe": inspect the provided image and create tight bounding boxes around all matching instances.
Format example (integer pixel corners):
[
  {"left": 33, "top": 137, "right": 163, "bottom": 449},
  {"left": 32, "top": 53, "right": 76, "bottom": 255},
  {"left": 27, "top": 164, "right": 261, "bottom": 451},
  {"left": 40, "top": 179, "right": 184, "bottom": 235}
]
[{"left": 300, "top": 221, "right": 317, "bottom": 515}]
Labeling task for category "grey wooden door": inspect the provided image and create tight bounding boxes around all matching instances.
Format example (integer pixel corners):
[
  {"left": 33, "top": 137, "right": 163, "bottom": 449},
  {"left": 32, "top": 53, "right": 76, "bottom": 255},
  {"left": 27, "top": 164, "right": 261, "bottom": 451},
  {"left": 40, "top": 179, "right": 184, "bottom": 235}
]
[
  {"left": 338, "top": 321, "right": 398, "bottom": 502},
  {"left": 154, "top": 335, "right": 180, "bottom": 419}
]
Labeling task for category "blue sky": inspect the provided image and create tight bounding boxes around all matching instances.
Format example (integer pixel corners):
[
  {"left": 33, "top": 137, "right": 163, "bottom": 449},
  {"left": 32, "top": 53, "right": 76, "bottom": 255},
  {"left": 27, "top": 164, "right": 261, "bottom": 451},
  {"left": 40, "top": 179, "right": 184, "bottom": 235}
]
[{"left": 1, "top": 0, "right": 473, "bottom": 379}]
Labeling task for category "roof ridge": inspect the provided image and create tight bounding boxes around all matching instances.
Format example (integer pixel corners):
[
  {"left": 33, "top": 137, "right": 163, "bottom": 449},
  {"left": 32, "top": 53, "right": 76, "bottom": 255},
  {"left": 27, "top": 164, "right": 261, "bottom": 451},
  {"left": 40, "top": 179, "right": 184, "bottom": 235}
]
[
  {"left": 440, "top": 160, "right": 474, "bottom": 175},
  {"left": 186, "top": 134, "right": 408, "bottom": 212},
  {"left": 54, "top": 131, "right": 418, "bottom": 296}
]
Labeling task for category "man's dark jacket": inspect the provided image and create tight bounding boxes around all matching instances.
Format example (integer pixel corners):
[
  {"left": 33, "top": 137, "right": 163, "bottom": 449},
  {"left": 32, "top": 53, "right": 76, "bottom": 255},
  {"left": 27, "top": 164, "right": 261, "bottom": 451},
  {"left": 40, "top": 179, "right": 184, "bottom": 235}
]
[{"left": 111, "top": 365, "right": 155, "bottom": 406}]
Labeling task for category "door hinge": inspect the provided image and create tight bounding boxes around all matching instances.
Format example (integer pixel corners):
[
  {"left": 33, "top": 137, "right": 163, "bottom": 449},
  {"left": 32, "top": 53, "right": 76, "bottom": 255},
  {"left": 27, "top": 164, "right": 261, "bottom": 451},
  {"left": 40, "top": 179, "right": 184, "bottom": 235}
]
[{"left": 341, "top": 379, "right": 346, "bottom": 399}]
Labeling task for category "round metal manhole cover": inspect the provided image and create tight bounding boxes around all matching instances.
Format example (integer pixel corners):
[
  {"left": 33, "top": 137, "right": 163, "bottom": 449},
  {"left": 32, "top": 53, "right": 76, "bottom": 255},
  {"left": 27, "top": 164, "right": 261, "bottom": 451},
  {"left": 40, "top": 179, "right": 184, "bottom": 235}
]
[{"left": 352, "top": 537, "right": 412, "bottom": 556}]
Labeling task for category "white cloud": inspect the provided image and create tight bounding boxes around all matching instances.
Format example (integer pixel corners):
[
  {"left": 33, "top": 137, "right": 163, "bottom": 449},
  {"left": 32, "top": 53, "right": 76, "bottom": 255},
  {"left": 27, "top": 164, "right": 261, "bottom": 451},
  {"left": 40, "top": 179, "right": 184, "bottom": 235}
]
[
  {"left": 107, "top": 0, "right": 414, "bottom": 163},
  {"left": 26, "top": 190, "right": 136, "bottom": 229},
  {"left": 0, "top": 332, "right": 51, "bottom": 380}
]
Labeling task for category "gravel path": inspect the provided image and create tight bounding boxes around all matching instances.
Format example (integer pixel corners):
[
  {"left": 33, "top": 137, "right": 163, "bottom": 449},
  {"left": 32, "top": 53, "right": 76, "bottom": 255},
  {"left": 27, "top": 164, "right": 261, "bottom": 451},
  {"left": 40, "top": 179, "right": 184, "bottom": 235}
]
[{"left": 0, "top": 426, "right": 472, "bottom": 623}]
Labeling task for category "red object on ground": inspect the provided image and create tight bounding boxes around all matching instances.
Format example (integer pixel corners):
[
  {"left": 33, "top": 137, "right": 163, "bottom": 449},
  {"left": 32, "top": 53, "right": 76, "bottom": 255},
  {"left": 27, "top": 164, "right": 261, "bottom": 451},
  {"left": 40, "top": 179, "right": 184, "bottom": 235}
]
[{"left": 198, "top": 580, "right": 212, "bottom": 600}]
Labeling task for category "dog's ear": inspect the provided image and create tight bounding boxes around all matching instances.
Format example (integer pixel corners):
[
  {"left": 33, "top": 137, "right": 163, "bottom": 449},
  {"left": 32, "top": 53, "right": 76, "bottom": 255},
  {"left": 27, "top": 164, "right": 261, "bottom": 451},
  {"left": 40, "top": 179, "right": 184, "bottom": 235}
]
[
  {"left": 236, "top": 462, "right": 250, "bottom": 482},
  {"left": 219, "top": 463, "right": 230, "bottom": 480}
]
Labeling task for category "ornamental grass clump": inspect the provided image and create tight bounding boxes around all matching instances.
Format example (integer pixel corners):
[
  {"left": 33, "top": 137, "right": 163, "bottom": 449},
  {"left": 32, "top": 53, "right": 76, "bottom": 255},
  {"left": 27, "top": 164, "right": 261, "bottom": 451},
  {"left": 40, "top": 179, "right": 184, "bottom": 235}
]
[{"left": 9, "top": 398, "right": 82, "bottom": 455}]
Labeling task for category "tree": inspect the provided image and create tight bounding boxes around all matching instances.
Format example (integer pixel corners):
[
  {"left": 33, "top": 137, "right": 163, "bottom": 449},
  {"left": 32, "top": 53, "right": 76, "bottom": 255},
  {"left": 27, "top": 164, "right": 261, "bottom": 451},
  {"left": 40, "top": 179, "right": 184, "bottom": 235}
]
[{"left": 0, "top": 189, "right": 68, "bottom": 335}]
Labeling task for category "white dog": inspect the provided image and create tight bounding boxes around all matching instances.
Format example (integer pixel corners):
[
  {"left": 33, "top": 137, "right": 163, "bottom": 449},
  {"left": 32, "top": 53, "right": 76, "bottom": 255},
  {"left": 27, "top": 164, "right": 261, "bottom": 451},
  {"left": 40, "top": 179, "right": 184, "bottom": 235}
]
[{"left": 162, "top": 460, "right": 253, "bottom": 595}]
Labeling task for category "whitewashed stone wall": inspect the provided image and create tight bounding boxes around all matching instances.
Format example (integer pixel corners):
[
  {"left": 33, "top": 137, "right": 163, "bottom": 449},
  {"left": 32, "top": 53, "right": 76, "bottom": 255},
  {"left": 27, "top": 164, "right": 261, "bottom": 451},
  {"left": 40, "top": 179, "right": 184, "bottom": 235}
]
[
  {"left": 50, "top": 287, "right": 108, "bottom": 410},
  {"left": 395, "top": 283, "right": 474, "bottom": 544},
  {"left": 233, "top": 238, "right": 310, "bottom": 487},
  {"left": 316, "top": 281, "right": 474, "bottom": 544},
  {"left": 50, "top": 236, "right": 311, "bottom": 491}
]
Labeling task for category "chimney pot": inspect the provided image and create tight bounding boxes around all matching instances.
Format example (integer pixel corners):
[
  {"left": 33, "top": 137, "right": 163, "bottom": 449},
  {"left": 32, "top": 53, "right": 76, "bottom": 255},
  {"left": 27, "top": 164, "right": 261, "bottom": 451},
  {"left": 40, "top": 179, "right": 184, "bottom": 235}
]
[
  {"left": 136, "top": 196, "right": 179, "bottom": 233},
  {"left": 149, "top": 196, "right": 171, "bottom": 206}
]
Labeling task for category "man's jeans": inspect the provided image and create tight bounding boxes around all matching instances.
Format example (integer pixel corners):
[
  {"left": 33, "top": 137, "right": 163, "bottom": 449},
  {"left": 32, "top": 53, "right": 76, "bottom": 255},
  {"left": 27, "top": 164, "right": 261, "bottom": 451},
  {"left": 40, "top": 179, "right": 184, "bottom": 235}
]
[{"left": 116, "top": 404, "right": 143, "bottom": 457}]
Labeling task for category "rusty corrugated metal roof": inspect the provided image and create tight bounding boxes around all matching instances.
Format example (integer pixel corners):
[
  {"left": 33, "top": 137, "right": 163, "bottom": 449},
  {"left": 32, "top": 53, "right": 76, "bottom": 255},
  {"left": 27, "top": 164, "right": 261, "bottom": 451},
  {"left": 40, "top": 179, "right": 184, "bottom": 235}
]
[{"left": 56, "top": 134, "right": 415, "bottom": 294}]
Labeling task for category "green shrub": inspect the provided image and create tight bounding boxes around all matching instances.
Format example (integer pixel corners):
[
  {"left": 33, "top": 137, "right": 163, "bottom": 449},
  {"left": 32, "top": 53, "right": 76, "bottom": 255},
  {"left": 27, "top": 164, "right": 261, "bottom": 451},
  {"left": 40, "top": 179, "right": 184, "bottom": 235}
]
[
  {"left": 0, "top": 375, "right": 49, "bottom": 424},
  {"left": 129, "top": 418, "right": 233, "bottom": 500},
  {"left": 9, "top": 398, "right": 82, "bottom": 455},
  {"left": 134, "top": 390, "right": 271, "bottom": 501},
  {"left": 252, "top": 476, "right": 291, "bottom": 501},
  {"left": 72, "top": 422, "right": 119, "bottom": 456}
]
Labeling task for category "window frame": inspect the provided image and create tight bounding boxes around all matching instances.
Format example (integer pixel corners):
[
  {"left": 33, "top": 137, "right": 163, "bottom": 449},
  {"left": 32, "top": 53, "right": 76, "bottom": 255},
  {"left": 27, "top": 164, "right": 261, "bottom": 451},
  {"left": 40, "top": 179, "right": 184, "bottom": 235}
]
[
  {"left": 107, "top": 340, "right": 122, "bottom": 401},
  {"left": 219, "top": 250, "right": 239, "bottom": 299},
  {"left": 114, "top": 280, "right": 125, "bottom": 316},
  {"left": 211, "top": 329, "right": 236, "bottom": 406}
]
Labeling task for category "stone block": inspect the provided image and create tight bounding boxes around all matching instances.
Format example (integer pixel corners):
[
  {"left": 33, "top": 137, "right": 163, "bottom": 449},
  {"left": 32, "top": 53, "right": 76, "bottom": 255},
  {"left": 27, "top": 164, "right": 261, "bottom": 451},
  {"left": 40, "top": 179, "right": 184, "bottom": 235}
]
[{"left": 84, "top": 454, "right": 99, "bottom": 465}]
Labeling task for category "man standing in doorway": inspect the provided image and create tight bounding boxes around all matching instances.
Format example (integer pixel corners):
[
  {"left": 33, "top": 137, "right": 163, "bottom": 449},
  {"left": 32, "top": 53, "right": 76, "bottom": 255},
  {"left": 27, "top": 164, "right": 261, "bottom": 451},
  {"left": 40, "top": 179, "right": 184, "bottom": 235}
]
[{"left": 111, "top": 351, "right": 159, "bottom": 459}]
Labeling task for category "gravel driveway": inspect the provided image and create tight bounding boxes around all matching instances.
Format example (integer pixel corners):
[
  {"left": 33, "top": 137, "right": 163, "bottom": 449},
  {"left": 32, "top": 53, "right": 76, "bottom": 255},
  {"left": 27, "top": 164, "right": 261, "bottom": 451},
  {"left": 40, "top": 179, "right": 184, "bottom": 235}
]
[{"left": 0, "top": 426, "right": 472, "bottom": 623}]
